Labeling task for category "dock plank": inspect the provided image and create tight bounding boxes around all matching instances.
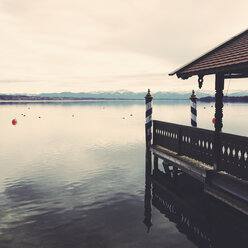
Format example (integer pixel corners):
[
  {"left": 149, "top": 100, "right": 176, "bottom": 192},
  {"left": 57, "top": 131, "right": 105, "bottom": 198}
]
[
  {"left": 150, "top": 144, "right": 213, "bottom": 182},
  {"left": 150, "top": 144, "right": 248, "bottom": 215}
]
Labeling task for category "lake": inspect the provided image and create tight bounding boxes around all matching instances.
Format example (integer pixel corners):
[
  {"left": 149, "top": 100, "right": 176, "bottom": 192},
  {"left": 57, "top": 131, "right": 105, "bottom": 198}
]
[{"left": 0, "top": 100, "right": 247, "bottom": 248}]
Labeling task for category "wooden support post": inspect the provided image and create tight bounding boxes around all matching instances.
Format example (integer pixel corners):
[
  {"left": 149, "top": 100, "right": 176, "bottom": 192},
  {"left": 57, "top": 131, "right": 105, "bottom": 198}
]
[
  {"left": 173, "top": 166, "right": 178, "bottom": 179},
  {"left": 162, "top": 160, "right": 170, "bottom": 174},
  {"left": 215, "top": 74, "right": 224, "bottom": 132},
  {"left": 145, "top": 89, "right": 153, "bottom": 149},
  {"left": 214, "top": 73, "right": 224, "bottom": 171},
  {"left": 190, "top": 90, "right": 197, "bottom": 127},
  {"left": 154, "top": 156, "right": 158, "bottom": 172}
]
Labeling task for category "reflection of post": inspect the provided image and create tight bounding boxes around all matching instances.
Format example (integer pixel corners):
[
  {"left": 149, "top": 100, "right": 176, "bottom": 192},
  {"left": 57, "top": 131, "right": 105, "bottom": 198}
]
[
  {"left": 144, "top": 150, "right": 152, "bottom": 232},
  {"left": 145, "top": 89, "right": 153, "bottom": 149}
]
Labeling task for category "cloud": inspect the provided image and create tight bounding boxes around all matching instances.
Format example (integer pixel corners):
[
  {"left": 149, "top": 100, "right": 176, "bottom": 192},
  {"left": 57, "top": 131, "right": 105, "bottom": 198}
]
[{"left": 0, "top": 0, "right": 247, "bottom": 93}]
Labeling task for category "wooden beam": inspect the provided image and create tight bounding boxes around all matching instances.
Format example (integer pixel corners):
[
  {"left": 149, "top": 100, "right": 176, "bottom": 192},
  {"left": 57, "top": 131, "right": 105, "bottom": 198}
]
[
  {"left": 215, "top": 73, "right": 224, "bottom": 132},
  {"left": 224, "top": 73, "right": 248, "bottom": 79},
  {"left": 150, "top": 145, "right": 213, "bottom": 183},
  {"left": 213, "top": 73, "right": 224, "bottom": 171}
]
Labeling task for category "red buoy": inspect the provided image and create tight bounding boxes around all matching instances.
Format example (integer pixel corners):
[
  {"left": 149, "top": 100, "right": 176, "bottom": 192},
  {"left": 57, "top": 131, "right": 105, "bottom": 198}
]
[
  {"left": 12, "top": 119, "right": 17, "bottom": 125},
  {"left": 212, "top": 117, "right": 216, "bottom": 124}
]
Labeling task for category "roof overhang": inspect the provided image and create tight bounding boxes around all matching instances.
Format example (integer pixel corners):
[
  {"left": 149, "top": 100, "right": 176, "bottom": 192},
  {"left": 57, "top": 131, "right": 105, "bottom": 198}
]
[{"left": 169, "top": 29, "right": 248, "bottom": 80}]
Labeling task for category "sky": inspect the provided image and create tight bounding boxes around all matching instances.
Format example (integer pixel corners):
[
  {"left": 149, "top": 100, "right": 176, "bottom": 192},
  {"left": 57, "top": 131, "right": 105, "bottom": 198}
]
[{"left": 0, "top": 0, "right": 247, "bottom": 94}]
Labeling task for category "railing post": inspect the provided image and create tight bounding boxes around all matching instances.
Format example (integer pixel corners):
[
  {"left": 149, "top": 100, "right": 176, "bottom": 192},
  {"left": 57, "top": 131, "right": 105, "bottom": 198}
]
[
  {"left": 177, "top": 127, "right": 182, "bottom": 155},
  {"left": 145, "top": 89, "right": 153, "bottom": 149},
  {"left": 214, "top": 73, "right": 224, "bottom": 171},
  {"left": 190, "top": 90, "right": 197, "bottom": 127}
]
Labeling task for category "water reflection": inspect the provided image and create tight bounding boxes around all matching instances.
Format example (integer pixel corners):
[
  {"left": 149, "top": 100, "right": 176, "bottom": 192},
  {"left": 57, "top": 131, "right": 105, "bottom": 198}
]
[
  {"left": 143, "top": 150, "right": 152, "bottom": 232},
  {"left": 0, "top": 101, "right": 248, "bottom": 247},
  {"left": 1, "top": 100, "right": 248, "bottom": 136},
  {"left": 1, "top": 177, "right": 145, "bottom": 247},
  {"left": 144, "top": 161, "right": 248, "bottom": 248}
]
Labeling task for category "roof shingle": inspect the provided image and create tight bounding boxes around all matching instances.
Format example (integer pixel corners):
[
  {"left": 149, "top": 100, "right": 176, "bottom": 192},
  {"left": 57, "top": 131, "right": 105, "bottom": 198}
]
[{"left": 170, "top": 29, "right": 248, "bottom": 79}]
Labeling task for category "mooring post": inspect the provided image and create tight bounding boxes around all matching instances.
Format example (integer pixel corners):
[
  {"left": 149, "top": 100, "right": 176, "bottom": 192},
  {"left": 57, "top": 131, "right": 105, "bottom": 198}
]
[
  {"left": 145, "top": 89, "right": 153, "bottom": 149},
  {"left": 190, "top": 90, "right": 197, "bottom": 127}
]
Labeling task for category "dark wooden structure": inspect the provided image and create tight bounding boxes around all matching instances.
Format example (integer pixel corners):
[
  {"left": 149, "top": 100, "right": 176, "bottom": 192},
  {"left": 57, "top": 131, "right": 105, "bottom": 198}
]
[
  {"left": 150, "top": 29, "right": 248, "bottom": 215},
  {"left": 144, "top": 164, "right": 248, "bottom": 247}
]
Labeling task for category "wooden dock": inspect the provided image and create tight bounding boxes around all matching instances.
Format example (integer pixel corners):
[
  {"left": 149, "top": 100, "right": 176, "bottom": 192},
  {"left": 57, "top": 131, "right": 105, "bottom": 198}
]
[
  {"left": 144, "top": 166, "right": 248, "bottom": 247},
  {"left": 149, "top": 120, "right": 248, "bottom": 215},
  {"left": 145, "top": 29, "right": 248, "bottom": 216}
]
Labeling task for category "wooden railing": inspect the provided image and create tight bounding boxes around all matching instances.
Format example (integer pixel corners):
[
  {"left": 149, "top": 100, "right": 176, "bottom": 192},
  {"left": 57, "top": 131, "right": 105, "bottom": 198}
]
[
  {"left": 153, "top": 120, "right": 248, "bottom": 180},
  {"left": 219, "top": 132, "right": 248, "bottom": 180}
]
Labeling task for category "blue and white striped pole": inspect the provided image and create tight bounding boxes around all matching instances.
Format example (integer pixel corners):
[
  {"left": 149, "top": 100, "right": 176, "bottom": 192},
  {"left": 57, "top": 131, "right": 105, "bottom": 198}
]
[
  {"left": 190, "top": 90, "right": 197, "bottom": 127},
  {"left": 145, "top": 89, "right": 153, "bottom": 148}
]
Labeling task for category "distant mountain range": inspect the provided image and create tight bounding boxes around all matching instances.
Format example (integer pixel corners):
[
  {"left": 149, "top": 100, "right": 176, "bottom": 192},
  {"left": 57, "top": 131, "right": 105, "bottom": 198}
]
[
  {"left": 0, "top": 91, "right": 211, "bottom": 100},
  {"left": 1, "top": 90, "right": 248, "bottom": 101},
  {"left": 37, "top": 91, "right": 211, "bottom": 100}
]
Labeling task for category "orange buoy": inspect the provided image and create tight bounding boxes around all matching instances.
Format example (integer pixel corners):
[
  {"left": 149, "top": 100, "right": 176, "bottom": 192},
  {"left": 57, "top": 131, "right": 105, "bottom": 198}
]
[
  {"left": 212, "top": 117, "right": 216, "bottom": 124},
  {"left": 12, "top": 119, "right": 17, "bottom": 125}
]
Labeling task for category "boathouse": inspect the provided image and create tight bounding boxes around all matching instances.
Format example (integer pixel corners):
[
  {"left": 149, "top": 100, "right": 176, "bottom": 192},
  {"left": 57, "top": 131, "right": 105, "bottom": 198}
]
[{"left": 148, "top": 29, "right": 248, "bottom": 215}]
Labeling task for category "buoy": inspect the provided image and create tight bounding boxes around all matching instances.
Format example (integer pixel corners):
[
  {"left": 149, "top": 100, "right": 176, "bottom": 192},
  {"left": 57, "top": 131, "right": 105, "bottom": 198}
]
[
  {"left": 12, "top": 119, "right": 17, "bottom": 125},
  {"left": 212, "top": 117, "right": 216, "bottom": 124}
]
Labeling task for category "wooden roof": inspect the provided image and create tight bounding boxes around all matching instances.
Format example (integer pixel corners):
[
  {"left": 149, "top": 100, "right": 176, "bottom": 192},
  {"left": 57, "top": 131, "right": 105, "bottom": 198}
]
[{"left": 170, "top": 29, "right": 248, "bottom": 79}]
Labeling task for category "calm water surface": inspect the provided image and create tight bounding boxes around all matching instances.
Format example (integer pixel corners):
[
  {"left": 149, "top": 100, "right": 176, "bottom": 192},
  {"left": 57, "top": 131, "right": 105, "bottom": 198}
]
[{"left": 0, "top": 100, "right": 247, "bottom": 247}]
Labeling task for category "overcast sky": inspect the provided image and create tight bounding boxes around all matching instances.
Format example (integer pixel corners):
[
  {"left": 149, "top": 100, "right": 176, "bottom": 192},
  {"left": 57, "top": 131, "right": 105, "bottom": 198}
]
[{"left": 0, "top": 0, "right": 247, "bottom": 94}]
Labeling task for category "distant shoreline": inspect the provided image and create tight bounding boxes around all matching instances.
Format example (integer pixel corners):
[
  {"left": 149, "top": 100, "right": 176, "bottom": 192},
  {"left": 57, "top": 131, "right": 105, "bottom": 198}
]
[
  {"left": 199, "top": 96, "right": 248, "bottom": 103},
  {"left": 1, "top": 95, "right": 248, "bottom": 103},
  {"left": 2, "top": 92, "right": 248, "bottom": 102},
  {"left": 0, "top": 99, "right": 142, "bottom": 103},
  {"left": 0, "top": 98, "right": 189, "bottom": 103}
]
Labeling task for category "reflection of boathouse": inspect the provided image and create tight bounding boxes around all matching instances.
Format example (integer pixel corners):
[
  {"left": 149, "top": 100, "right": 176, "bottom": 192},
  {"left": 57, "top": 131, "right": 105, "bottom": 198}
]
[
  {"left": 144, "top": 160, "right": 248, "bottom": 248},
  {"left": 146, "top": 29, "right": 248, "bottom": 215}
]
